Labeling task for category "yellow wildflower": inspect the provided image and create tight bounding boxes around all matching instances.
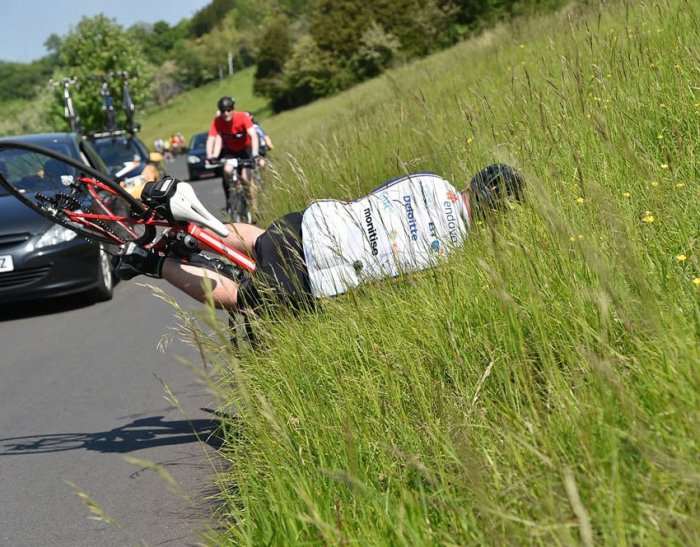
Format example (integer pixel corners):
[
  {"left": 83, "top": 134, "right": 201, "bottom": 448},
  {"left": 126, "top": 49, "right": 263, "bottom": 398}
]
[
  {"left": 660, "top": 163, "right": 669, "bottom": 169},
  {"left": 676, "top": 182, "right": 685, "bottom": 188},
  {"left": 676, "top": 254, "right": 687, "bottom": 262},
  {"left": 693, "top": 278, "right": 700, "bottom": 287},
  {"left": 576, "top": 197, "right": 585, "bottom": 203},
  {"left": 623, "top": 192, "right": 631, "bottom": 197},
  {"left": 651, "top": 181, "right": 659, "bottom": 187},
  {"left": 642, "top": 212, "right": 655, "bottom": 223}
]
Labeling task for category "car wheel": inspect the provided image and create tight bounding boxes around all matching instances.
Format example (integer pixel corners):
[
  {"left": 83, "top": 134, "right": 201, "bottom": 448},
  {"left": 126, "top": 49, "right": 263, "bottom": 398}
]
[{"left": 91, "top": 245, "right": 114, "bottom": 302}]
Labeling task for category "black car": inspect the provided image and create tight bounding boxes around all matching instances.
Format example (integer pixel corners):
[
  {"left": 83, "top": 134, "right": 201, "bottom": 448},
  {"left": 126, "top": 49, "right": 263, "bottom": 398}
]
[
  {"left": 186, "top": 131, "right": 218, "bottom": 181},
  {"left": 90, "top": 134, "right": 165, "bottom": 184},
  {"left": 0, "top": 133, "right": 115, "bottom": 304}
]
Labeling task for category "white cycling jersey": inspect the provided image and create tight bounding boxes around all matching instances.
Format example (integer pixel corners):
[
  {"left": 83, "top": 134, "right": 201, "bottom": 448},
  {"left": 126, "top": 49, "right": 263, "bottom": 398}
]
[{"left": 301, "top": 173, "right": 471, "bottom": 298}]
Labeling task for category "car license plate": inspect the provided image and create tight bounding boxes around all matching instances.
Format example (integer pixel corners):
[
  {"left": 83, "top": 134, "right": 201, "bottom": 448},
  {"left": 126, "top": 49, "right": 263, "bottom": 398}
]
[{"left": 0, "top": 255, "right": 14, "bottom": 273}]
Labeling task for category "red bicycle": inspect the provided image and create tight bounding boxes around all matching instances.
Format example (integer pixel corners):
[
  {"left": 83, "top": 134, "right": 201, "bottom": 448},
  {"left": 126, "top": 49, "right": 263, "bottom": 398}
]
[{"left": 0, "top": 141, "right": 256, "bottom": 273}]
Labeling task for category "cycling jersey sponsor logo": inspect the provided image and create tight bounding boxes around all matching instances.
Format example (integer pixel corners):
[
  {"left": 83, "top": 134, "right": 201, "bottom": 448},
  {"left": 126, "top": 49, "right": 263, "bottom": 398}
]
[
  {"left": 402, "top": 195, "right": 419, "bottom": 241},
  {"left": 388, "top": 228, "right": 399, "bottom": 252},
  {"left": 429, "top": 222, "right": 437, "bottom": 237},
  {"left": 429, "top": 222, "right": 441, "bottom": 254},
  {"left": 446, "top": 190, "right": 459, "bottom": 204},
  {"left": 380, "top": 192, "right": 392, "bottom": 210},
  {"left": 364, "top": 207, "right": 379, "bottom": 255},
  {"left": 442, "top": 200, "right": 461, "bottom": 244}
]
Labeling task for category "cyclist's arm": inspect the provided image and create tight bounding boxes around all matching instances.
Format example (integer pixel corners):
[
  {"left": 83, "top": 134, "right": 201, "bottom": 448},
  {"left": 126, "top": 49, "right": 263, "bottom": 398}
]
[
  {"left": 206, "top": 134, "right": 221, "bottom": 159},
  {"left": 247, "top": 126, "right": 259, "bottom": 157}
]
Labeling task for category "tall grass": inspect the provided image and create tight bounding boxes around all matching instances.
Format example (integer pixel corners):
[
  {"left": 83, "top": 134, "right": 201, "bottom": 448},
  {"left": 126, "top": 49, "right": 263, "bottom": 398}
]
[{"left": 182, "top": 0, "right": 700, "bottom": 543}]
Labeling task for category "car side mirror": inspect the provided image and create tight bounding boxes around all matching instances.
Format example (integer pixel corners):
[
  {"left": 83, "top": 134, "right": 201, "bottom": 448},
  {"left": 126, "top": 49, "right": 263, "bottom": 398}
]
[{"left": 149, "top": 152, "right": 164, "bottom": 163}]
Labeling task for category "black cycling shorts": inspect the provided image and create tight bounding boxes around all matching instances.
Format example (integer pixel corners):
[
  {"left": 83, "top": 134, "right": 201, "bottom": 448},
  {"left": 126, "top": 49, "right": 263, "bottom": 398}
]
[
  {"left": 238, "top": 212, "right": 315, "bottom": 313},
  {"left": 220, "top": 147, "right": 252, "bottom": 160}
]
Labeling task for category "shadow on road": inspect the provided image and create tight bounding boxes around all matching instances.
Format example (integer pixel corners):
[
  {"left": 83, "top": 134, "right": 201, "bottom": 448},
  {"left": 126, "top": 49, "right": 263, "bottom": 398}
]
[
  {"left": 0, "top": 414, "right": 226, "bottom": 455},
  {"left": 0, "top": 293, "right": 100, "bottom": 322}
]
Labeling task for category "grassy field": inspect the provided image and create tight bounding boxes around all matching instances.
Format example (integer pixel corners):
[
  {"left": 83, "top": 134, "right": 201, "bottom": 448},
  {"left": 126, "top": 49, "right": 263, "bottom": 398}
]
[{"left": 161, "top": 0, "right": 699, "bottom": 544}]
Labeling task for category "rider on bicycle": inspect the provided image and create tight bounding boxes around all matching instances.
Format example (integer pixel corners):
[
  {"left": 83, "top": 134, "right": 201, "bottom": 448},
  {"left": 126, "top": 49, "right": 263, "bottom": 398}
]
[
  {"left": 248, "top": 113, "right": 273, "bottom": 169},
  {"left": 206, "top": 96, "right": 260, "bottom": 217}
]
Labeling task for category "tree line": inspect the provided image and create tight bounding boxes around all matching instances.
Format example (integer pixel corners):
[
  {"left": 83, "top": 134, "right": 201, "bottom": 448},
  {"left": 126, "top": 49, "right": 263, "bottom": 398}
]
[{"left": 0, "top": 0, "right": 568, "bottom": 132}]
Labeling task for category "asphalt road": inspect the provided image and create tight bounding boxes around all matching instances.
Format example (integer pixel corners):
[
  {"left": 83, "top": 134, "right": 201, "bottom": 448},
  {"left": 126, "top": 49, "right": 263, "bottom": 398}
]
[{"left": 0, "top": 157, "right": 231, "bottom": 546}]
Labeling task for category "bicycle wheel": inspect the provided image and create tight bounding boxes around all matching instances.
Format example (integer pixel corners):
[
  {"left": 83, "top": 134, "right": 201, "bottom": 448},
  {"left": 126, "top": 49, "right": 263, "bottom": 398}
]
[
  {"left": 0, "top": 141, "right": 156, "bottom": 246},
  {"left": 228, "top": 185, "right": 249, "bottom": 223}
]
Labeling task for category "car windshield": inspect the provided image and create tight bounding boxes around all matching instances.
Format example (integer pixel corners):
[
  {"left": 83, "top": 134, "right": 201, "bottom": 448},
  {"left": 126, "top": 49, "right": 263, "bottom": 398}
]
[
  {"left": 92, "top": 139, "right": 142, "bottom": 168},
  {"left": 190, "top": 133, "right": 208, "bottom": 149},
  {"left": 0, "top": 148, "right": 78, "bottom": 195}
]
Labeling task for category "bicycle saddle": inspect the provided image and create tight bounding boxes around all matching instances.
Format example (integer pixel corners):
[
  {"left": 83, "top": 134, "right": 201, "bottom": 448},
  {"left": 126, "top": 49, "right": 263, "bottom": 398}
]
[{"left": 142, "top": 176, "right": 229, "bottom": 237}]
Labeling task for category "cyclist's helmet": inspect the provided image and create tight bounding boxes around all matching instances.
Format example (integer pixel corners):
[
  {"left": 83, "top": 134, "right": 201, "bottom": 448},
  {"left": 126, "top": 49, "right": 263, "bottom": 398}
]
[
  {"left": 468, "top": 163, "right": 524, "bottom": 216},
  {"left": 217, "top": 96, "right": 235, "bottom": 112}
]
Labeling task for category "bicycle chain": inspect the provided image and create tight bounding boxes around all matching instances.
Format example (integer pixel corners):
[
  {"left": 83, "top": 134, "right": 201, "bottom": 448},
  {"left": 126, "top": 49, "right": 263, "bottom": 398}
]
[{"left": 36, "top": 191, "right": 83, "bottom": 212}]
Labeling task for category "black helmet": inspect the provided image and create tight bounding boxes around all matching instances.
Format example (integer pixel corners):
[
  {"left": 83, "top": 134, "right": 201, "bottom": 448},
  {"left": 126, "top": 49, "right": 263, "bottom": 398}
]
[
  {"left": 217, "top": 96, "right": 235, "bottom": 112},
  {"left": 469, "top": 164, "right": 524, "bottom": 215}
]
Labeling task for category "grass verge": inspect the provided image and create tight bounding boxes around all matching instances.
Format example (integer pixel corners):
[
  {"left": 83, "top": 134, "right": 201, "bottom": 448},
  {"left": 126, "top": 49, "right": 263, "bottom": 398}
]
[{"left": 175, "top": 0, "right": 699, "bottom": 543}]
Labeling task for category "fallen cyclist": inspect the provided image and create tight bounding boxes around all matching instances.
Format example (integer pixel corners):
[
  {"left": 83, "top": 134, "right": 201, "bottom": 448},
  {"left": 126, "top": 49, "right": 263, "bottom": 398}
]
[{"left": 114, "top": 164, "right": 524, "bottom": 313}]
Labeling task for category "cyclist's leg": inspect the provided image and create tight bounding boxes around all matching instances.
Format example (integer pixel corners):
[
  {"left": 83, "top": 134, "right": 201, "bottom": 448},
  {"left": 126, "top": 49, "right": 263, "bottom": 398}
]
[
  {"left": 221, "top": 162, "right": 234, "bottom": 211},
  {"left": 240, "top": 167, "right": 258, "bottom": 218},
  {"left": 222, "top": 223, "right": 265, "bottom": 255}
]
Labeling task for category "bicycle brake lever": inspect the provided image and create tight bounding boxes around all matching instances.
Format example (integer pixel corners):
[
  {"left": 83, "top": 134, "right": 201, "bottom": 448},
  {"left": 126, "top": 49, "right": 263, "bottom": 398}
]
[{"left": 168, "top": 182, "right": 229, "bottom": 237}]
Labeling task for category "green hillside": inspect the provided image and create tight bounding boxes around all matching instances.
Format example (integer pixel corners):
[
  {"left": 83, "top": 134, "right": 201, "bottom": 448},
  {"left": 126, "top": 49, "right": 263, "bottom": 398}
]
[
  {"left": 138, "top": 67, "right": 270, "bottom": 147},
  {"left": 167, "top": 0, "right": 699, "bottom": 544}
]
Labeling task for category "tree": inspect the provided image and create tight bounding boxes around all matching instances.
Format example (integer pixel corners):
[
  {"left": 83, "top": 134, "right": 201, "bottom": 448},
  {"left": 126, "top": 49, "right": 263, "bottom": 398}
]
[
  {"left": 188, "top": 10, "right": 241, "bottom": 78},
  {"left": 128, "top": 21, "right": 183, "bottom": 66},
  {"left": 278, "top": 35, "right": 341, "bottom": 110},
  {"left": 54, "top": 15, "right": 153, "bottom": 132},
  {"left": 0, "top": 61, "right": 54, "bottom": 102},
  {"left": 253, "top": 16, "right": 292, "bottom": 100},
  {"left": 310, "top": 0, "right": 373, "bottom": 59},
  {"left": 43, "top": 34, "right": 63, "bottom": 62},
  {"left": 189, "top": 0, "right": 237, "bottom": 38},
  {"left": 352, "top": 22, "right": 401, "bottom": 79}
]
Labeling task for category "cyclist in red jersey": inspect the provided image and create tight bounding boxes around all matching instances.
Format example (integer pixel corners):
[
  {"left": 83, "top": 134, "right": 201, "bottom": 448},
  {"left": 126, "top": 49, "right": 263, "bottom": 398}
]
[{"left": 206, "top": 96, "right": 260, "bottom": 216}]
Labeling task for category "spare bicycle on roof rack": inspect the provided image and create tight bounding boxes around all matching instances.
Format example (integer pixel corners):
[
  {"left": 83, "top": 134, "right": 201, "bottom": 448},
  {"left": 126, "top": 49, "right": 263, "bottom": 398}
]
[
  {"left": 49, "top": 77, "right": 81, "bottom": 134},
  {"left": 47, "top": 72, "right": 166, "bottom": 189}
]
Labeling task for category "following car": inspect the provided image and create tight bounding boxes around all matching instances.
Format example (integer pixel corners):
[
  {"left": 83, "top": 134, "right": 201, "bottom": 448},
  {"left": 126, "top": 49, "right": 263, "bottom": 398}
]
[
  {"left": 186, "top": 131, "right": 219, "bottom": 181},
  {"left": 0, "top": 133, "right": 115, "bottom": 304},
  {"left": 90, "top": 134, "right": 165, "bottom": 198}
]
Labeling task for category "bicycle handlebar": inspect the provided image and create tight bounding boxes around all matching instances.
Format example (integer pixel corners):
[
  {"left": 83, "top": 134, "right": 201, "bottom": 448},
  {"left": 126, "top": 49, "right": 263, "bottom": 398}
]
[{"left": 206, "top": 157, "right": 257, "bottom": 169}]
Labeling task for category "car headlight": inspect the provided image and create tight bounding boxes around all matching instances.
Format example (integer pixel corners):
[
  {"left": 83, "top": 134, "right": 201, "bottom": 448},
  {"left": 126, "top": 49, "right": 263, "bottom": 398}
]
[
  {"left": 187, "top": 155, "right": 201, "bottom": 164},
  {"left": 28, "top": 224, "right": 78, "bottom": 251}
]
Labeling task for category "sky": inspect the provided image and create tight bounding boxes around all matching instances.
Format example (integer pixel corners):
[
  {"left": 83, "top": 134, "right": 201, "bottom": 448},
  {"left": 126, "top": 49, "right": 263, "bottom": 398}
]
[{"left": 0, "top": 0, "right": 213, "bottom": 63}]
